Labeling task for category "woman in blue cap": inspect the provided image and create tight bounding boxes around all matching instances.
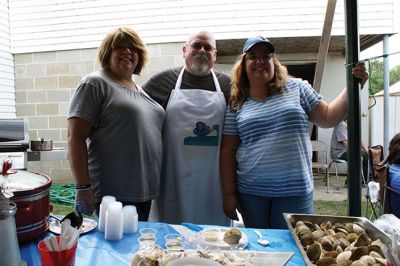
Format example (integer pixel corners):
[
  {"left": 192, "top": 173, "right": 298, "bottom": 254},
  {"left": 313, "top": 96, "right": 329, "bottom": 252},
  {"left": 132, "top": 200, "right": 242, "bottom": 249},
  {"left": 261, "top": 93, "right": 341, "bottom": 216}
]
[{"left": 220, "top": 36, "right": 368, "bottom": 228}]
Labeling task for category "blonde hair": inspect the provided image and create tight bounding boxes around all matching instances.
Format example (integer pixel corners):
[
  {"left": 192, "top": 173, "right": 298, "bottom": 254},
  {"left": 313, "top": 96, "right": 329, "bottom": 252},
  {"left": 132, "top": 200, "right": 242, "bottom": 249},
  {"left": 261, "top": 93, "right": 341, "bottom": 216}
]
[
  {"left": 97, "top": 27, "right": 148, "bottom": 75},
  {"left": 229, "top": 54, "right": 288, "bottom": 110}
]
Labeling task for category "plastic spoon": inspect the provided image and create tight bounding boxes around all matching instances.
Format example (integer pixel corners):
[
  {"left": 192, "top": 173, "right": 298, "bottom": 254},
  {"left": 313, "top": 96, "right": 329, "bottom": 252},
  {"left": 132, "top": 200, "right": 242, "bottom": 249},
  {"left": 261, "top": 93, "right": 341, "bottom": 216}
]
[
  {"left": 254, "top": 230, "right": 270, "bottom": 246},
  {"left": 44, "top": 237, "right": 54, "bottom": 251},
  {"left": 59, "top": 220, "right": 70, "bottom": 250},
  {"left": 66, "top": 228, "right": 80, "bottom": 249}
]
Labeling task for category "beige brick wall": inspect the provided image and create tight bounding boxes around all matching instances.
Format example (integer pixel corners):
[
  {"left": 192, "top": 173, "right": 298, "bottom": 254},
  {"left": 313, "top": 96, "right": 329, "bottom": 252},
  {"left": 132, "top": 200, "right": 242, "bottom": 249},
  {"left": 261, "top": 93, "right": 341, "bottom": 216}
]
[{"left": 14, "top": 48, "right": 96, "bottom": 183}]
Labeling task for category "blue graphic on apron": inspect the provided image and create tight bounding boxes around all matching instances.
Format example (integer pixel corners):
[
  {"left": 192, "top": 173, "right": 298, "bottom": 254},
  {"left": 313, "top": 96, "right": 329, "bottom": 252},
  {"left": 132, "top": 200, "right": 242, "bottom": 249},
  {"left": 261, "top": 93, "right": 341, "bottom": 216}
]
[{"left": 184, "top": 121, "right": 219, "bottom": 146}]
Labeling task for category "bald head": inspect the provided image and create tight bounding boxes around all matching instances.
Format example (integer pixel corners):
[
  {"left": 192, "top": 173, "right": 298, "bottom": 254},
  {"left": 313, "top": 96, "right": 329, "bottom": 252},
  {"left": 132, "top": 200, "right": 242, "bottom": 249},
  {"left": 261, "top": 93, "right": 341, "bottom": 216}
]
[
  {"left": 183, "top": 30, "right": 217, "bottom": 76},
  {"left": 186, "top": 31, "right": 216, "bottom": 48}
]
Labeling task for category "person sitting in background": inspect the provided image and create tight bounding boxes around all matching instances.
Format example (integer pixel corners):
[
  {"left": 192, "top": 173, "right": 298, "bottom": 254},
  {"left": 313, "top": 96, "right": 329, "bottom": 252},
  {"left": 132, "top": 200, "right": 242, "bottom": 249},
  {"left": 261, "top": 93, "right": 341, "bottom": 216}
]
[
  {"left": 68, "top": 27, "right": 165, "bottom": 220},
  {"left": 330, "top": 118, "right": 369, "bottom": 186},
  {"left": 387, "top": 132, "right": 400, "bottom": 218}
]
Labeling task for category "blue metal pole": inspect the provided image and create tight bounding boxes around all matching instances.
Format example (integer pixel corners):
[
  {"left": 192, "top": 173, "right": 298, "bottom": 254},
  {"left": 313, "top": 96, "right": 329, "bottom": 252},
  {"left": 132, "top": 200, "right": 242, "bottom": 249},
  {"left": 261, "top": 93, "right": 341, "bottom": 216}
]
[{"left": 383, "top": 35, "right": 390, "bottom": 157}]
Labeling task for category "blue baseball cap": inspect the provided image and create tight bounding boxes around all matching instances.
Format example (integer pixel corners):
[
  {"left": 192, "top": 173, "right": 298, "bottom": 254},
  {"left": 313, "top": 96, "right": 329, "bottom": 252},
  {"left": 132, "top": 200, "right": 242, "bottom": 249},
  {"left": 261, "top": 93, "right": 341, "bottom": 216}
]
[{"left": 243, "top": 36, "right": 275, "bottom": 53}]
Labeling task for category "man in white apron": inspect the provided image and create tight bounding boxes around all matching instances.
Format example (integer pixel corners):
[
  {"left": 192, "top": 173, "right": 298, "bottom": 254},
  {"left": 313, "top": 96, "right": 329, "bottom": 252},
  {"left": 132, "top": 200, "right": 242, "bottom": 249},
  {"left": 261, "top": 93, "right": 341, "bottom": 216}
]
[{"left": 142, "top": 31, "right": 231, "bottom": 226}]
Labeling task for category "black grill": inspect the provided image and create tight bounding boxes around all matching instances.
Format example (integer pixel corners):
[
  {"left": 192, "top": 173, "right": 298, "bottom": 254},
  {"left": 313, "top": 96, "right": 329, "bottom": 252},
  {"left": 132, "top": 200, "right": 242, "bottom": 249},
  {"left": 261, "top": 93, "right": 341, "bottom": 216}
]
[
  {"left": 0, "top": 119, "right": 29, "bottom": 151},
  {"left": 0, "top": 118, "right": 29, "bottom": 169}
]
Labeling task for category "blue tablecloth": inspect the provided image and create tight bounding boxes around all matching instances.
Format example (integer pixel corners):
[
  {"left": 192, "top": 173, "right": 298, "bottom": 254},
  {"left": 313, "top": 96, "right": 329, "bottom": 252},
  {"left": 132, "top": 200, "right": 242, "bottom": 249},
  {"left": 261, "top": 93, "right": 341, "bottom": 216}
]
[{"left": 19, "top": 221, "right": 306, "bottom": 265}]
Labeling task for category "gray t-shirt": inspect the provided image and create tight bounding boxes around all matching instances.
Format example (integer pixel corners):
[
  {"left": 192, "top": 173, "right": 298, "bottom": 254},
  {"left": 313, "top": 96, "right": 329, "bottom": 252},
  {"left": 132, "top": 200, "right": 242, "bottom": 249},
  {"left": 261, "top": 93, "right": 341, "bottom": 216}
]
[
  {"left": 141, "top": 67, "right": 231, "bottom": 109},
  {"left": 68, "top": 71, "right": 165, "bottom": 204},
  {"left": 330, "top": 121, "right": 348, "bottom": 159}
]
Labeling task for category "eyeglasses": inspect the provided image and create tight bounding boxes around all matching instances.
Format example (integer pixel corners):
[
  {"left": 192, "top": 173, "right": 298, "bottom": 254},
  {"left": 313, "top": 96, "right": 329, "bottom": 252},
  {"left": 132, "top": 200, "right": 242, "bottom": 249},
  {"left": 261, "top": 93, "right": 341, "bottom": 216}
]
[
  {"left": 113, "top": 46, "right": 138, "bottom": 53},
  {"left": 245, "top": 53, "right": 274, "bottom": 62},
  {"left": 187, "top": 43, "right": 215, "bottom": 52}
]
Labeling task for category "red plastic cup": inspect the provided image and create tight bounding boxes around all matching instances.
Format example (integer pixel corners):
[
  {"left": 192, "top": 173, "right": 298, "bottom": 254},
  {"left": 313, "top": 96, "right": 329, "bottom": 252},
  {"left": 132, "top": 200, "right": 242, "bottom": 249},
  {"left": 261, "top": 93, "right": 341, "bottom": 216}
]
[{"left": 38, "top": 236, "right": 78, "bottom": 266}]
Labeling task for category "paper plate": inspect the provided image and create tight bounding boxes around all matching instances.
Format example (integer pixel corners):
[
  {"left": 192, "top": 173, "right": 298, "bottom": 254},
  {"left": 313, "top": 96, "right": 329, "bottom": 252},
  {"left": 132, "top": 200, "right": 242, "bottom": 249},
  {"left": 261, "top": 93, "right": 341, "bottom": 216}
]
[
  {"left": 49, "top": 217, "right": 97, "bottom": 235},
  {"left": 196, "top": 228, "right": 248, "bottom": 250}
]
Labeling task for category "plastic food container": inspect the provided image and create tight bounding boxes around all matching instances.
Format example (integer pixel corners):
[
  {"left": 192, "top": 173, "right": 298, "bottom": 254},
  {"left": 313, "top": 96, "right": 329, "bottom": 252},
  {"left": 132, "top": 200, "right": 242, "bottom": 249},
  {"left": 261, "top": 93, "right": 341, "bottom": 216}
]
[
  {"left": 164, "top": 233, "right": 184, "bottom": 249},
  {"left": 139, "top": 228, "right": 157, "bottom": 240}
]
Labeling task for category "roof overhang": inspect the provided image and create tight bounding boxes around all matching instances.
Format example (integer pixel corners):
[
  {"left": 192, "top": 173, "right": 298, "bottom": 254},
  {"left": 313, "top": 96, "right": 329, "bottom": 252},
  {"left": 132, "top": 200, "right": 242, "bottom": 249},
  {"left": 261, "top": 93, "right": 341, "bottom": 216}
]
[{"left": 216, "top": 34, "right": 390, "bottom": 56}]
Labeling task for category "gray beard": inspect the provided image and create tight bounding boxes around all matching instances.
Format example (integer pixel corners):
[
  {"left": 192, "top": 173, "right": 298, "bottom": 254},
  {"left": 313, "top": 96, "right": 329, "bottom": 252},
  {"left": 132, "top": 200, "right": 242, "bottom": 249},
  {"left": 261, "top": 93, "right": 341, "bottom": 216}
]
[
  {"left": 188, "top": 54, "right": 210, "bottom": 76},
  {"left": 189, "top": 63, "right": 210, "bottom": 76}
]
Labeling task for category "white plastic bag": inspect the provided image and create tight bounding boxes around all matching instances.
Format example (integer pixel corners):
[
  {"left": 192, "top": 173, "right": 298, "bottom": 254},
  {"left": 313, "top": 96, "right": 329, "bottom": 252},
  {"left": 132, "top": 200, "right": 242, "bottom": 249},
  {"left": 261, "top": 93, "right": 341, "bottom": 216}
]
[{"left": 368, "top": 181, "right": 380, "bottom": 203}]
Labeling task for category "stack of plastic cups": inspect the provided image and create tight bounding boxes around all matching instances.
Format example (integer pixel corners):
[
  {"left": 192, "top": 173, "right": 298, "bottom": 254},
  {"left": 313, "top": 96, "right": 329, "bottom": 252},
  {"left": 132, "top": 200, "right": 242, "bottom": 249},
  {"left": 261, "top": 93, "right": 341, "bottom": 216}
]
[
  {"left": 123, "top": 205, "right": 138, "bottom": 234},
  {"left": 98, "top": 196, "right": 116, "bottom": 232},
  {"left": 105, "top": 201, "right": 124, "bottom": 240}
]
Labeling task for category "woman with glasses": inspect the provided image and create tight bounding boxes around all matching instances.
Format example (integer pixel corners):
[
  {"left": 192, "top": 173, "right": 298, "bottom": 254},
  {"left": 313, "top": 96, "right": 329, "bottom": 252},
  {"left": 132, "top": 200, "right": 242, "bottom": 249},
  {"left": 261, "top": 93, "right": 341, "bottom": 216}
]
[
  {"left": 68, "top": 27, "right": 165, "bottom": 220},
  {"left": 220, "top": 36, "right": 369, "bottom": 228}
]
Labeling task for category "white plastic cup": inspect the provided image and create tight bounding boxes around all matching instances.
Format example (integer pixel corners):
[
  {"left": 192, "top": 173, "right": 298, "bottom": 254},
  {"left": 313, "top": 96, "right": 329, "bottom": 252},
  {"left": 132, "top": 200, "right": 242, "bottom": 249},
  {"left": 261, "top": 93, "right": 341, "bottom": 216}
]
[
  {"left": 104, "top": 201, "right": 123, "bottom": 240},
  {"left": 98, "top": 196, "right": 116, "bottom": 232},
  {"left": 139, "top": 228, "right": 157, "bottom": 240},
  {"left": 164, "top": 233, "right": 184, "bottom": 249},
  {"left": 137, "top": 236, "right": 156, "bottom": 250},
  {"left": 123, "top": 205, "right": 138, "bottom": 234}
]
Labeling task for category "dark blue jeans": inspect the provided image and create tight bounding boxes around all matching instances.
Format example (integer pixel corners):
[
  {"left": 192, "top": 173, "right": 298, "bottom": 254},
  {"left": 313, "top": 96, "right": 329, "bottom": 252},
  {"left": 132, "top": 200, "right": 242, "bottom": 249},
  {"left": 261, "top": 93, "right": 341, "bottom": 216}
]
[{"left": 237, "top": 191, "right": 313, "bottom": 229}]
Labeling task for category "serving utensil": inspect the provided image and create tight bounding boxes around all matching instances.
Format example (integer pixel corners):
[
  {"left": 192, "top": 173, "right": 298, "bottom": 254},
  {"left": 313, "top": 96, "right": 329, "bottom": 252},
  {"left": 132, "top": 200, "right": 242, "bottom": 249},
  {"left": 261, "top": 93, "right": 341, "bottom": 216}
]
[
  {"left": 50, "top": 210, "right": 83, "bottom": 229},
  {"left": 254, "top": 230, "right": 269, "bottom": 246}
]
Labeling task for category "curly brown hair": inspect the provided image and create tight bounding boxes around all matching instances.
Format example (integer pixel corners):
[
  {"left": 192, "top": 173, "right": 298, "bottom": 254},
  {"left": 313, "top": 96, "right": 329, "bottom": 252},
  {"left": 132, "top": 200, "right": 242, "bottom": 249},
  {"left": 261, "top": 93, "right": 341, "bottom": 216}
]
[
  {"left": 388, "top": 132, "right": 400, "bottom": 164},
  {"left": 229, "top": 54, "right": 288, "bottom": 110},
  {"left": 97, "top": 27, "right": 148, "bottom": 75}
]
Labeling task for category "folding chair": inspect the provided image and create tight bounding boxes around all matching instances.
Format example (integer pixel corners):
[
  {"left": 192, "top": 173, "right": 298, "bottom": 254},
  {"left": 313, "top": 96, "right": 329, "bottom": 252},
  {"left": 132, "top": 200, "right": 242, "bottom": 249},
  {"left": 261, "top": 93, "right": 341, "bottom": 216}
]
[
  {"left": 327, "top": 159, "right": 345, "bottom": 191},
  {"left": 365, "top": 145, "right": 385, "bottom": 220},
  {"left": 311, "top": 140, "right": 338, "bottom": 193},
  {"left": 330, "top": 158, "right": 367, "bottom": 189}
]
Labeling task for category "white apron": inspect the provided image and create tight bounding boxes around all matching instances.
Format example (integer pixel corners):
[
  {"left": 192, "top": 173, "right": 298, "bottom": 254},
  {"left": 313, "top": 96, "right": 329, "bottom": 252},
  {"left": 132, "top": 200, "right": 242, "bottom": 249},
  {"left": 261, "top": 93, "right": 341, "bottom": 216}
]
[{"left": 155, "top": 68, "right": 230, "bottom": 226}]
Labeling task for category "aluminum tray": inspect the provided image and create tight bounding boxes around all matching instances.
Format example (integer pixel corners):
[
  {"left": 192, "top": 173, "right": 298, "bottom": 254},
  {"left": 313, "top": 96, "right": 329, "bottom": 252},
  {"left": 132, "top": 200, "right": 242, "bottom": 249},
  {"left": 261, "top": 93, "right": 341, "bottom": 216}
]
[{"left": 283, "top": 213, "right": 392, "bottom": 266}]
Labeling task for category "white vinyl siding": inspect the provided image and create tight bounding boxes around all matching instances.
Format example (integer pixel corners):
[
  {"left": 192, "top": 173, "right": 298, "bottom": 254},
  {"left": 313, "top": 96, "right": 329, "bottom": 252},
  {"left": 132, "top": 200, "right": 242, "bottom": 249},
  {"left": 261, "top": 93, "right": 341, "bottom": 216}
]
[
  {"left": 0, "top": 0, "right": 15, "bottom": 118},
  {"left": 9, "top": 0, "right": 398, "bottom": 54}
]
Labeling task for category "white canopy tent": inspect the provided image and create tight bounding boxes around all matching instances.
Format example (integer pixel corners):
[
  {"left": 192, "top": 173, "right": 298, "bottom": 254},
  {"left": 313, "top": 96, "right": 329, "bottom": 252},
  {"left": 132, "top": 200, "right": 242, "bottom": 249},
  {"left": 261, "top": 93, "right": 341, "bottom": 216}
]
[
  {"left": 374, "top": 80, "right": 400, "bottom": 96},
  {"left": 370, "top": 81, "right": 400, "bottom": 146}
]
